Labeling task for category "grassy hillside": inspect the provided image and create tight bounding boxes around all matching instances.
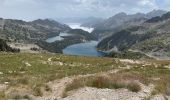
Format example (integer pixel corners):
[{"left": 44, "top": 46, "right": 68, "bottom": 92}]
[
  {"left": 0, "top": 53, "right": 115, "bottom": 99},
  {"left": 0, "top": 53, "right": 169, "bottom": 99}
]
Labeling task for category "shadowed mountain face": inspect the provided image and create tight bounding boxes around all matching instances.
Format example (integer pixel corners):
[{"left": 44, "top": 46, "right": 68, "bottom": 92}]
[
  {"left": 0, "top": 18, "right": 71, "bottom": 43},
  {"left": 146, "top": 12, "right": 170, "bottom": 23},
  {"left": 67, "top": 29, "right": 97, "bottom": 40},
  {"left": 97, "top": 12, "right": 170, "bottom": 58},
  {"left": 92, "top": 10, "right": 167, "bottom": 38}
]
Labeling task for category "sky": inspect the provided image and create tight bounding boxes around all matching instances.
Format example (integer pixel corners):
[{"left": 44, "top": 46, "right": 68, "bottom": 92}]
[{"left": 0, "top": 0, "right": 170, "bottom": 21}]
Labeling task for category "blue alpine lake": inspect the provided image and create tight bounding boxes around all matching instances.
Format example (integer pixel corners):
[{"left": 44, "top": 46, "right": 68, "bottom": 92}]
[{"left": 46, "top": 23, "right": 105, "bottom": 57}]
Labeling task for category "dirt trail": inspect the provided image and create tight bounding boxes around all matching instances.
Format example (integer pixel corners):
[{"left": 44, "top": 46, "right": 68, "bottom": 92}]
[
  {"left": 36, "top": 69, "right": 120, "bottom": 100},
  {"left": 37, "top": 77, "right": 73, "bottom": 100}
]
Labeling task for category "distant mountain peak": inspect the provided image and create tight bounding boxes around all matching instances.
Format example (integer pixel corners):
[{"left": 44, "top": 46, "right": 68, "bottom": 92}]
[
  {"left": 114, "top": 12, "right": 127, "bottom": 17},
  {"left": 32, "top": 19, "right": 56, "bottom": 23},
  {"left": 150, "top": 9, "right": 166, "bottom": 13},
  {"left": 134, "top": 12, "right": 145, "bottom": 16}
]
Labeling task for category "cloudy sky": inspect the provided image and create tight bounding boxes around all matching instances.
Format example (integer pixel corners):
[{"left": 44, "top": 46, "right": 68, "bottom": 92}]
[{"left": 0, "top": 0, "right": 170, "bottom": 21}]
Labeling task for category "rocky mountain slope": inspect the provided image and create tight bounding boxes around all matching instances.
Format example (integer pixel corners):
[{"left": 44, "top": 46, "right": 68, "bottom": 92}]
[
  {"left": 0, "top": 18, "right": 71, "bottom": 43},
  {"left": 97, "top": 12, "right": 170, "bottom": 59},
  {"left": 92, "top": 10, "right": 167, "bottom": 38}
]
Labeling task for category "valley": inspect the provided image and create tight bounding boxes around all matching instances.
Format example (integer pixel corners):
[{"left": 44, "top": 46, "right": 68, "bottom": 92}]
[
  {"left": 0, "top": 4, "right": 170, "bottom": 99},
  {"left": 44, "top": 23, "right": 101, "bottom": 56}
]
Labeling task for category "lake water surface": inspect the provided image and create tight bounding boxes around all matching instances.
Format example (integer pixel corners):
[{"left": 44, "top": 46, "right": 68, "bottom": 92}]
[{"left": 63, "top": 41, "right": 105, "bottom": 57}]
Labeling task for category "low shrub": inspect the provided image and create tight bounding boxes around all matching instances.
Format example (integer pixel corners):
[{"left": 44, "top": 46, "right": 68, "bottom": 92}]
[{"left": 33, "top": 84, "right": 43, "bottom": 96}]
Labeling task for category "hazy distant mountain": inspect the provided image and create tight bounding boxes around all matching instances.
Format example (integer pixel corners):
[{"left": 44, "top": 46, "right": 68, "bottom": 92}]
[
  {"left": 146, "top": 9, "right": 167, "bottom": 18},
  {"left": 97, "top": 12, "right": 170, "bottom": 58},
  {"left": 80, "top": 17, "right": 104, "bottom": 28},
  {"left": 94, "top": 12, "right": 145, "bottom": 30},
  {"left": 92, "top": 10, "right": 167, "bottom": 38},
  {"left": 55, "top": 17, "right": 86, "bottom": 23},
  {"left": 55, "top": 17, "right": 104, "bottom": 24}
]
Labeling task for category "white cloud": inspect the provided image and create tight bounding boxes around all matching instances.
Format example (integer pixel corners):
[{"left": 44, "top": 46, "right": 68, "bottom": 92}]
[
  {"left": 0, "top": 0, "right": 169, "bottom": 21},
  {"left": 139, "top": 0, "right": 153, "bottom": 5}
]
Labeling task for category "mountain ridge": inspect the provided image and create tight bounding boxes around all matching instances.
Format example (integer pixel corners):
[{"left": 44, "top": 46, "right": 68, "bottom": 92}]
[
  {"left": 97, "top": 11, "right": 170, "bottom": 59},
  {"left": 92, "top": 10, "right": 167, "bottom": 38}
]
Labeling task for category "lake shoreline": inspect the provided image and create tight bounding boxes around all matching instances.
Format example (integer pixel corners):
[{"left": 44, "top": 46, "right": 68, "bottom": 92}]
[{"left": 44, "top": 23, "right": 105, "bottom": 57}]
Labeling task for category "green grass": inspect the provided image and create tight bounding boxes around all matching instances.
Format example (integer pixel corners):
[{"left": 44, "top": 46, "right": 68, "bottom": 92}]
[
  {"left": 0, "top": 53, "right": 115, "bottom": 82},
  {"left": 0, "top": 91, "right": 5, "bottom": 100}
]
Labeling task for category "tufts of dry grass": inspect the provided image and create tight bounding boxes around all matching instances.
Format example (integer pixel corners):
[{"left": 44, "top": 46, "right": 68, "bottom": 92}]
[{"left": 64, "top": 74, "right": 141, "bottom": 97}]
